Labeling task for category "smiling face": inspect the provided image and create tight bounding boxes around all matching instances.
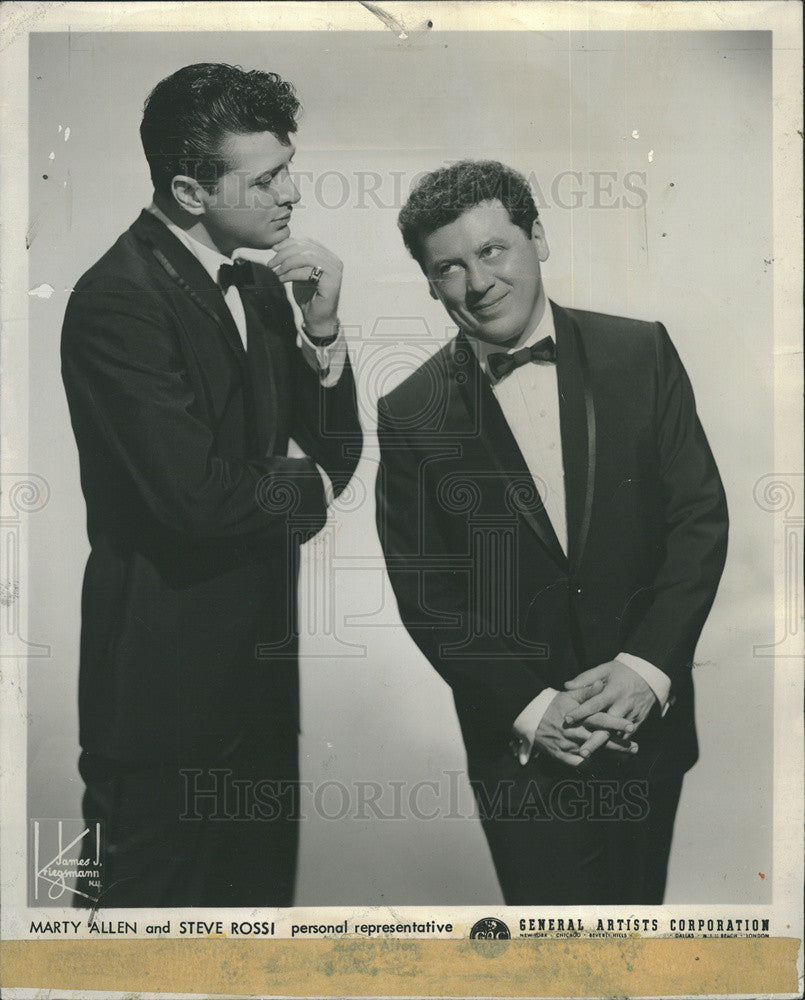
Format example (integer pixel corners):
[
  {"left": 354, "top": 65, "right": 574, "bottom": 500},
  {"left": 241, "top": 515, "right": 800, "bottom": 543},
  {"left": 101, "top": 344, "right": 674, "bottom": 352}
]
[
  {"left": 419, "top": 200, "right": 550, "bottom": 347},
  {"left": 187, "top": 130, "right": 301, "bottom": 254}
]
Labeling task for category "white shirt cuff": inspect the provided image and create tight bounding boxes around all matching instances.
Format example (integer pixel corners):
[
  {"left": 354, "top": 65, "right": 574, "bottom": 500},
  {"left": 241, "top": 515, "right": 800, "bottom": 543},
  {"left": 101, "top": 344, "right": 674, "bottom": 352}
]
[
  {"left": 512, "top": 687, "right": 559, "bottom": 762},
  {"left": 298, "top": 325, "right": 347, "bottom": 387},
  {"left": 616, "top": 652, "right": 672, "bottom": 715}
]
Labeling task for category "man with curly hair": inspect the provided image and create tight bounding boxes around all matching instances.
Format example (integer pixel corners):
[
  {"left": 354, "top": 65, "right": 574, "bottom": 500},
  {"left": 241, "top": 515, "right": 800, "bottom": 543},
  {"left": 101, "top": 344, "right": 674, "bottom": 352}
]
[
  {"left": 376, "top": 160, "right": 727, "bottom": 903},
  {"left": 61, "top": 63, "right": 362, "bottom": 906}
]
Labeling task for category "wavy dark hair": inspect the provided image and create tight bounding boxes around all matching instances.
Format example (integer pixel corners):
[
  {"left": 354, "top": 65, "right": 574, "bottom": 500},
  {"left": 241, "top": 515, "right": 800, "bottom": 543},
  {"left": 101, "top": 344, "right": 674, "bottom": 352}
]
[
  {"left": 140, "top": 62, "right": 301, "bottom": 195},
  {"left": 398, "top": 160, "right": 539, "bottom": 268}
]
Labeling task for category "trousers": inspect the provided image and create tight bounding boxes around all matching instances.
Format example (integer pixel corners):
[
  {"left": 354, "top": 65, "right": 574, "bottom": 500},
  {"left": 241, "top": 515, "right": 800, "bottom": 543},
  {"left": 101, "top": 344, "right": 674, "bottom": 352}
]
[
  {"left": 74, "top": 729, "right": 299, "bottom": 908},
  {"left": 466, "top": 739, "right": 683, "bottom": 905}
]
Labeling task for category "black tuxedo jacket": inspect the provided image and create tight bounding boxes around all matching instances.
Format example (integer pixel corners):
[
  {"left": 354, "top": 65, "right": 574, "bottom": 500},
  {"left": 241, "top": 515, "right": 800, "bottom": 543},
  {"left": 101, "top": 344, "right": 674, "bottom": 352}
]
[
  {"left": 376, "top": 301, "right": 727, "bottom": 776},
  {"left": 62, "top": 210, "right": 362, "bottom": 762}
]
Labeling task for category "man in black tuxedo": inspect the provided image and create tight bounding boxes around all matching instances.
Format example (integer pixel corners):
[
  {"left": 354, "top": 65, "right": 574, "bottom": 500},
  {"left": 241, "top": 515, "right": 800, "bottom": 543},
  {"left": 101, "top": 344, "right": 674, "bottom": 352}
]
[
  {"left": 61, "top": 63, "right": 361, "bottom": 907},
  {"left": 375, "top": 160, "right": 727, "bottom": 904}
]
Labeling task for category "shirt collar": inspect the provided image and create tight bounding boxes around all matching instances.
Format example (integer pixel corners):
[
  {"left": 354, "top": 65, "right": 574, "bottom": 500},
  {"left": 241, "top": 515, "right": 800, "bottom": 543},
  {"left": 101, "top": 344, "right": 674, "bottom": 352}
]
[
  {"left": 469, "top": 289, "right": 556, "bottom": 380},
  {"left": 147, "top": 201, "right": 233, "bottom": 286}
]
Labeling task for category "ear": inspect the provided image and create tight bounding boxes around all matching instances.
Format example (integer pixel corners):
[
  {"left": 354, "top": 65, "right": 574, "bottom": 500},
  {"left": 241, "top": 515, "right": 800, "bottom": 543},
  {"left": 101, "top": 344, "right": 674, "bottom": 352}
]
[
  {"left": 532, "top": 219, "right": 550, "bottom": 263},
  {"left": 170, "top": 175, "right": 207, "bottom": 217}
]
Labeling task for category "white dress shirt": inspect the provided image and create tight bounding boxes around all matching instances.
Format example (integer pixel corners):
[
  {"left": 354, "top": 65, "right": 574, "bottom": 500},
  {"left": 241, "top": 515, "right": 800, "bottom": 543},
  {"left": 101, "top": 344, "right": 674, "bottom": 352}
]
[
  {"left": 146, "top": 203, "right": 347, "bottom": 386},
  {"left": 146, "top": 202, "right": 346, "bottom": 502},
  {"left": 467, "top": 291, "right": 671, "bottom": 748}
]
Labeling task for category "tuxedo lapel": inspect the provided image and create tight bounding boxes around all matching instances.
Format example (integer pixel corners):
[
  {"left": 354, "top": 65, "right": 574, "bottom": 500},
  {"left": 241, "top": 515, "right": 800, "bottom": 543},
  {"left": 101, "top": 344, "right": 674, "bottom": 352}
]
[
  {"left": 238, "top": 273, "right": 286, "bottom": 458},
  {"left": 450, "top": 332, "right": 567, "bottom": 568},
  {"left": 131, "top": 211, "right": 286, "bottom": 458},
  {"left": 130, "top": 210, "right": 246, "bottom": 360},
  {"left": 553, "top": 301, "right": 596, "bottom": 571}
]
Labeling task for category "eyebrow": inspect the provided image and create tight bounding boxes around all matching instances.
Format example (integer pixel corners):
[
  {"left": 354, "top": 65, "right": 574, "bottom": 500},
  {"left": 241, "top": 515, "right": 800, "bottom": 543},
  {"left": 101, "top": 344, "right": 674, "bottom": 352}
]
[
  {"left": 252, "top": 147, "right": 296, "bottom": 185},
  {"left": 429, "top": 236, "right": 509, "bottom": 271}
]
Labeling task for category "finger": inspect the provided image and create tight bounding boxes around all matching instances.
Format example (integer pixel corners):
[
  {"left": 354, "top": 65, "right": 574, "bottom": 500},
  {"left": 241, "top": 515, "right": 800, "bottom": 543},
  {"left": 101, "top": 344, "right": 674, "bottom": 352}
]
[
  {"left": 569, "top": 678, "right": 606, "bottom": 702},
  {"left": 604, "top": 739, "right": 639, "bottom": 754},
  {"left": 564, "top": 692, "right": 612, "bottom": 725},
  {"left": 271, "top": 242, "right": 338, "bottom": 268},
  {"left": 610, "top": 700, "right": 636, "bottom": 720},
  {"left": 577, "top": 730, "right": 610, "bottom": 758},
  {"left": 270, "top": 252, "right": 319, "bottom": 276},
  {"left": 274, "top": 267, "right": 334, "bottom": 285},
  {"left": 559, "top": 725, "right": 603, "bottom": 745},
  {"left": 551, "top": 749, "right": 586, "bottom": 767},
  {"left": 575, "top": 711, "right": 635, "bottom": 734},
  {"left": 277, "top": 261, "right": 340, "bottom": 285},
  {"left": 288, "top": 236, "right": 327, "bottom": 252},
  {"left": 269, "top": 237, "right": 294, "bottom": 253},
  {"left": 557, "top": 738, "right": 587, "bottom": 752},
  {"left": 564, "top": 665, "right": 608, "bottom": 690},
  {"left": 269, "top": 246, "right": 319, "bottom": 268},
  {"left": 606, "top": 699, "right": 646, "bottom": 732}
]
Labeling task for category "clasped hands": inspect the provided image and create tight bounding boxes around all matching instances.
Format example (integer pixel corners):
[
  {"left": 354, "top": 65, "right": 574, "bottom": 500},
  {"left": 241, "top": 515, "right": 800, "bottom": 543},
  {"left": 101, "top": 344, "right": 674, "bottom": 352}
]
[{"left": 516, "top": 660, "right": 658, "bottom": 768}]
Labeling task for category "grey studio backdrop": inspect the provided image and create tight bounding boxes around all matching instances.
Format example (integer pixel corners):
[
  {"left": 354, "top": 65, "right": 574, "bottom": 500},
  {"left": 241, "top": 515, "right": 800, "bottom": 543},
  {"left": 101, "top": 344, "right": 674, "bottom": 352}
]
[{"left": 27, "top": 30, "right": 772, "bottom": 905}]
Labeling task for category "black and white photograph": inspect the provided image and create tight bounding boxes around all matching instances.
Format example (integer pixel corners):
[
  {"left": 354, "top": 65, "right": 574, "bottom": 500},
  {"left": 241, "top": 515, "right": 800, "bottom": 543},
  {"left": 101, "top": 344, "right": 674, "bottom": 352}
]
[{"left": 1, "top": 2, "right": 802, "bottom": 998}]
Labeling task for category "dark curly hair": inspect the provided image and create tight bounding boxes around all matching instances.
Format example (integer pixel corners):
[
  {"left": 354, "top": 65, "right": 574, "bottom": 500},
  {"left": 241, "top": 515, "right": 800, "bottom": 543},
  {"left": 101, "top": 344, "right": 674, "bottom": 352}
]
[
  {"left": 398, "top": 160, "right": 539, "bottom": 268},
  {"left": 140, "top": 62, "right": 301, "bottom": 196}
]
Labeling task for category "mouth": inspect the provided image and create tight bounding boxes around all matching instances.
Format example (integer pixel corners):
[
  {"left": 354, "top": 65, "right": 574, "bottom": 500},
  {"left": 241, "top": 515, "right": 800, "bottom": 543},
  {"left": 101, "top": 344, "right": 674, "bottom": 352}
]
[{"left": 471, "top": 292, "right": 509, "bottom": 315}]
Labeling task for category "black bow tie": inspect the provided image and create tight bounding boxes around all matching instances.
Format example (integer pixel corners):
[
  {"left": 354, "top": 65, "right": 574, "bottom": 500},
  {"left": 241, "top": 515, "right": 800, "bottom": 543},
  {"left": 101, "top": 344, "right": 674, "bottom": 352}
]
[
  {"left": 487, "top": 335, "right": 556, "bottom": 381},
  {"left": 218, "top": 259, "right": 253, "bottom": 292}
]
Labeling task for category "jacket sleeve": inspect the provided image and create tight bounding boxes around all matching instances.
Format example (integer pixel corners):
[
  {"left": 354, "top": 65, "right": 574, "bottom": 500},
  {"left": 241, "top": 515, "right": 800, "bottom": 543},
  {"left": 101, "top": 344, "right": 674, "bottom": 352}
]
[
  {"left": 619, "top": 322, "right": 729, "bottom": 685},
  {"left": 251, "top": 267, "right": 363, "bottom": 499},
  {"left": 61, "top": 279, "right": 327, "bottom": 541},
  {"left": 287, "top": 340, "right": 363, "bottom": 499},
  {"left": 375, "top": 399, "right": 551, "bottom": 734}
]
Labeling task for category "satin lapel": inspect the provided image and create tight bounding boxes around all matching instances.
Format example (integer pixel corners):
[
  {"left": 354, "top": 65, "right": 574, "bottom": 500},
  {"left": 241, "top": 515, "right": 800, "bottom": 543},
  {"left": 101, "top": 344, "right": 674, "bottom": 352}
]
[
  {"left": 451, "top": 332, "right": 567, "bottom": 569},
  {"left": 131, "top": 210, "right": 246, "bottom": 360},
  {"left": 553, "top": 301, "right": 596, "bottom": 572},
  {"left": 238, "top": 270, "right": 284, "bottom": 458}
]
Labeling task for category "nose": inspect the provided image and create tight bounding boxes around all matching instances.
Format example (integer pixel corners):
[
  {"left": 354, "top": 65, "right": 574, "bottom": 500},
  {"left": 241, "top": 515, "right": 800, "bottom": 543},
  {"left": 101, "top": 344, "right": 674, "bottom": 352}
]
[
  {"left": 277, "top": 169, "right": 301, "bottom": 207},
  {"left": 465, "top": 260, "right": 495, "bottom": 298}
]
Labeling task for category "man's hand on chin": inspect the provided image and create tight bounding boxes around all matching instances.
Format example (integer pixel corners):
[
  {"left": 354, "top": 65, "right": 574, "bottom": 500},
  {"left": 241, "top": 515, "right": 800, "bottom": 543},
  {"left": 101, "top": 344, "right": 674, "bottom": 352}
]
[
  {"left": 514, "top": 685, "right": 638, "bottom": 768},
  {"left": 268, "top": 237, "right": 343, "bottom": 340},
  {"left": 562, "top": 660, "right": 658, "bottom": 747}
]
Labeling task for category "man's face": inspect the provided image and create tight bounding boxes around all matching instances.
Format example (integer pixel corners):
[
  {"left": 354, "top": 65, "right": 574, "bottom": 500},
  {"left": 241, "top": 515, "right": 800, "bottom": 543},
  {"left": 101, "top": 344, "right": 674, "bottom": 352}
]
[
  {"left": 198, "top": 130, "right": 301, "bottom": 253},
  {"left": 419, "top": 199, "right": 549, "bottom": 346}
]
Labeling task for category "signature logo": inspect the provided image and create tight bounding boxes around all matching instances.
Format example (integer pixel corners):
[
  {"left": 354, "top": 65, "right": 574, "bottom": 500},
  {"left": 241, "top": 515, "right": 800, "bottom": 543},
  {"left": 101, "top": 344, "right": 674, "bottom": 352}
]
[
  {"left": 469, "top": 917, "right": 511, "bottom": 940},
  {"left": 30, "top": 819, "right": 103, "bottom": 906}
]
